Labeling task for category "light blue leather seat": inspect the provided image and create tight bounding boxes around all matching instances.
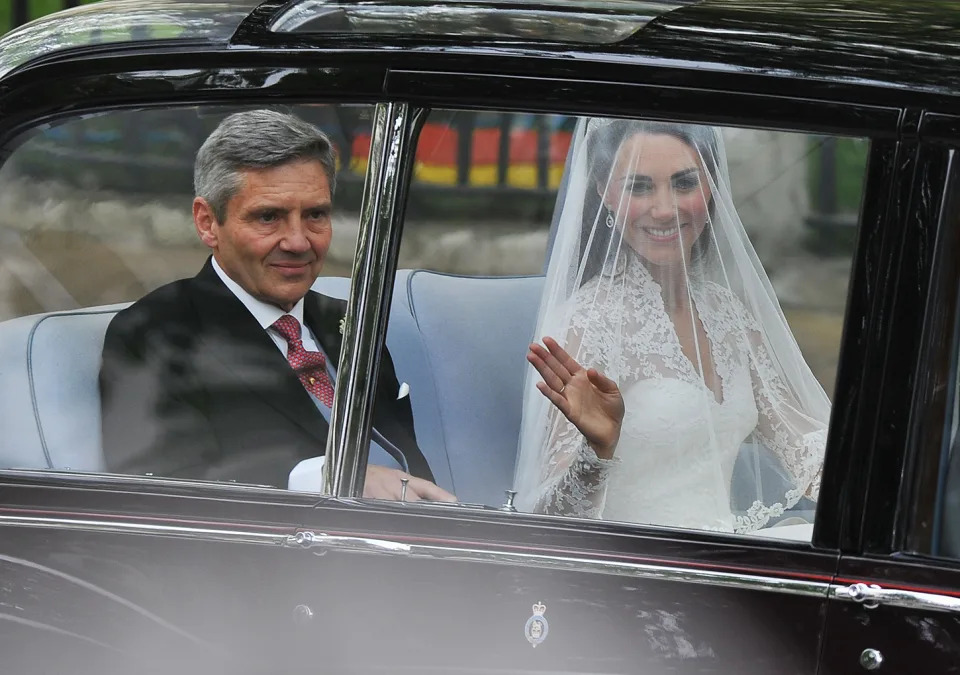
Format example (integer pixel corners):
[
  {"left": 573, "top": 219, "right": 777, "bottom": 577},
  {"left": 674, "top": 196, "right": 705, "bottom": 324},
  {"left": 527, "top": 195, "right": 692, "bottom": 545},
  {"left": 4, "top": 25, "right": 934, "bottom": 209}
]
[
  {"left": 0, "top": 304, "right": 128, "bottom": 472},
  {"left": 314, "top": 270, "right": 544, "bottom": 506},
  {"left": 398, "top": 270, "right": 543, "bottom": 505}
]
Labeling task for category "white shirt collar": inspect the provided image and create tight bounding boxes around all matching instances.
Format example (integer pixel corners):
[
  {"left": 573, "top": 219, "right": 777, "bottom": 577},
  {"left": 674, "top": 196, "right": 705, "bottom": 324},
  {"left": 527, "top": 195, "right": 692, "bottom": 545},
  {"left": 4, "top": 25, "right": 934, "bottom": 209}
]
[{"left": 211, "top": 256, "right": 305, "bottom": 330}]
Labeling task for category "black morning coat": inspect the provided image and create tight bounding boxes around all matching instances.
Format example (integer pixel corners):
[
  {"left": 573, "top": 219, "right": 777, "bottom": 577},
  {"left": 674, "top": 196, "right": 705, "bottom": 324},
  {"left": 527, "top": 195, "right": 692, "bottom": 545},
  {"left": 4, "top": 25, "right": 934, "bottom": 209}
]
[{"left": 99, "top": 258, "right": 433, "bottom": 488}]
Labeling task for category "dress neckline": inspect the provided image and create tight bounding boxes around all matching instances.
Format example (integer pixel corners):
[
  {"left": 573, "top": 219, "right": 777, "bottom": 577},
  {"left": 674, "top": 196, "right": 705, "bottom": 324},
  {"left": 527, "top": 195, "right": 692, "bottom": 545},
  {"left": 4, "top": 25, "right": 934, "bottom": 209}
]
[{"left": 627, "top": 253, "right": 728, "bottom": 406}]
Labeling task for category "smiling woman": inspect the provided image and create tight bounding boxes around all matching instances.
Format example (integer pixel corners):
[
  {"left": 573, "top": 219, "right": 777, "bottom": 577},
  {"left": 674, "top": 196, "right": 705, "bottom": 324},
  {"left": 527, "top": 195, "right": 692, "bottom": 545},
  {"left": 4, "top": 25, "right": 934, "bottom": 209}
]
[
  {"left": 596, "top": 128, "right": 714, "bottom": 271},
  {"left": 517, "top": 118, "right": 834, "bottom": 536}
]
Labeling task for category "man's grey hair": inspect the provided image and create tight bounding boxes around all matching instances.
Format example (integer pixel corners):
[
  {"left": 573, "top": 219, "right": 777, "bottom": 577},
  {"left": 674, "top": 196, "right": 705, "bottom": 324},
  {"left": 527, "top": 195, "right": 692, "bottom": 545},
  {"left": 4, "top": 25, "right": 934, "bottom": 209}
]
[{"left": 194, "top": 109, "right": 338, "bottom": 223}]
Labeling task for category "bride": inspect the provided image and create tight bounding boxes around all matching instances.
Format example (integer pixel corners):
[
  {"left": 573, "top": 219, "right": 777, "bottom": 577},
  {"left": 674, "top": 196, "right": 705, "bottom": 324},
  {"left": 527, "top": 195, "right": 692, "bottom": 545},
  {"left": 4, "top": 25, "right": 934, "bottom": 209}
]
[{"left": 514, "top": 118, "right": 829, "bottom": 534}]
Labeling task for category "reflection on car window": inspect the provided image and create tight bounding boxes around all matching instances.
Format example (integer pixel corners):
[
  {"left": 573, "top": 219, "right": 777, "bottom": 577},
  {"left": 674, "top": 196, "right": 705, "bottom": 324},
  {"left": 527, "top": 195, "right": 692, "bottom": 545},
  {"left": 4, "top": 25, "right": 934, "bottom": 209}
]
[
  {"left": 373, "top": 109, "right": 868, "bottom": 541},
  {"left": 270, "top": 0, "right": 685, "bottom": 45},
  {"left": 0, "top": 0, "right": 263, "bottom": 79},
  {"left": 0, "top": 102, "right": 870, "bottom": 532},
  {"left": 0, "top": 104, "right": 374, "bottom": 488}
]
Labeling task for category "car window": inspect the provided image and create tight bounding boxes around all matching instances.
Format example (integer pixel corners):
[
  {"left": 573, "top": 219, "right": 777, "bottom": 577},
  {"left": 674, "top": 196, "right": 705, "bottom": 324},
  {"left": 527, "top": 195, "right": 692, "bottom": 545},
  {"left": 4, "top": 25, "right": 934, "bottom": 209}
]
[
  {"left": 371, "top": 108, "right": 868, "bottom": 541},
  {"left": 0, "top": 103, "right": 374, "bottom": 489}
]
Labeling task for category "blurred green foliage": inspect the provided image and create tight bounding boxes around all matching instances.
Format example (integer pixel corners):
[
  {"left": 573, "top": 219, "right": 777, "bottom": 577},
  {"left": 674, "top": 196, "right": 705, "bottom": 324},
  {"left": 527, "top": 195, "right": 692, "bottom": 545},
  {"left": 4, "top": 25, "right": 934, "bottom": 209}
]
[
  {"left": 804, "top": 137, "right": 869, "bottom": 255},
  {"left": 807, "top": 137, "right": 869, "bottom": 214}
]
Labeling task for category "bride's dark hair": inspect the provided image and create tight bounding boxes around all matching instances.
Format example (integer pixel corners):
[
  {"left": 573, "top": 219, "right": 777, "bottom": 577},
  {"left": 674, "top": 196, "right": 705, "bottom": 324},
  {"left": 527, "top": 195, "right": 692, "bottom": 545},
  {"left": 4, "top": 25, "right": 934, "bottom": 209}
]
[{"left": 579, "top": 119, "right": 721, "bottom": 284}]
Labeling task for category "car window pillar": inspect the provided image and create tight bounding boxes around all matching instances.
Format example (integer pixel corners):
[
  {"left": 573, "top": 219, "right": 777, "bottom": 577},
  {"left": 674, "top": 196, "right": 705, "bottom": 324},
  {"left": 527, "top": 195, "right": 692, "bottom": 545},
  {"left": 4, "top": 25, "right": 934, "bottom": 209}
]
[
  {"left": 857, "top": 134, "right": 954, "bottom": 555},
  {"left": 900, "top": 127, "right": 960, "bottom": 555},
  {"left": 324, "top": 101, "right": 423, "bottom": 497}
]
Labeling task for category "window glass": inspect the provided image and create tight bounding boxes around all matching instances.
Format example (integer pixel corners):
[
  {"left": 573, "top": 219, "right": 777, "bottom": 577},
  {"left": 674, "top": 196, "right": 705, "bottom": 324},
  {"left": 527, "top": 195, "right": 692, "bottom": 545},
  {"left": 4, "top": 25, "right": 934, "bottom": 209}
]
[
  {"left": 0, "top": 103, "right": 374, "bottom": 490},
  {"left": 372, "top": 109, "right": 867, "bottom": 541}
]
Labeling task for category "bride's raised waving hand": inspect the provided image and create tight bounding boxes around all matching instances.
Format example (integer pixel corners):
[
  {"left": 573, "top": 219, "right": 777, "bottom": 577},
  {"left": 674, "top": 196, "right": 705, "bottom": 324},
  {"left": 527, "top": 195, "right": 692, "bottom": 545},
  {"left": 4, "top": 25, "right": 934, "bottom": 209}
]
[{"left": 527, "top": 336, "right": 624, "bottom": 460}]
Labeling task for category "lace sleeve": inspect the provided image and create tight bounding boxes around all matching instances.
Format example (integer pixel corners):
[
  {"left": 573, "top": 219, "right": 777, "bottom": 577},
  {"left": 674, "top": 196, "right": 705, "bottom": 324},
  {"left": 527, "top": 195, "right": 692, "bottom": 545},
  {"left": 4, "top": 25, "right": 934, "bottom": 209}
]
[
  {"left": 532, "top": 411, "right": 619, "bottom": 517},
  {"left": 528, "top": 312, "right": 621, "bottom": 518},
  {"left": 748, "top": 336, "right": 827, "bottom": 505}
]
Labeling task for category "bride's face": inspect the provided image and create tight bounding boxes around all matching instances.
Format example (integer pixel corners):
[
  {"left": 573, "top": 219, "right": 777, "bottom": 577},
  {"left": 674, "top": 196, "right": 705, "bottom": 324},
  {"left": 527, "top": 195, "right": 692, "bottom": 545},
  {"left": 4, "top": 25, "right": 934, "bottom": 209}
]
[{"left": 600, "top": 132, "right": 712, "bottom": 269}]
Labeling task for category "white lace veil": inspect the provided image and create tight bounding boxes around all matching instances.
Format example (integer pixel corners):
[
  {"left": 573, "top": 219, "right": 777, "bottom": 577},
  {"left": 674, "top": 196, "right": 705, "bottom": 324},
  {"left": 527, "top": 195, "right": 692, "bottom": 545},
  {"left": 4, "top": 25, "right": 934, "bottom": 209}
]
[{"left": 515, "top": 118, "right": 830, "bottom": 533}]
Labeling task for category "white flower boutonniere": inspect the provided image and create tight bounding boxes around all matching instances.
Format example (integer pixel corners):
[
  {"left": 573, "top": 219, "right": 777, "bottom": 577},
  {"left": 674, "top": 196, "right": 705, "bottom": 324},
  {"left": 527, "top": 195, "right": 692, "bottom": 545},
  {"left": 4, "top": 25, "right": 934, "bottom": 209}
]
[{"left": 338, "top": 317, "right": 346, "bottom": 335}]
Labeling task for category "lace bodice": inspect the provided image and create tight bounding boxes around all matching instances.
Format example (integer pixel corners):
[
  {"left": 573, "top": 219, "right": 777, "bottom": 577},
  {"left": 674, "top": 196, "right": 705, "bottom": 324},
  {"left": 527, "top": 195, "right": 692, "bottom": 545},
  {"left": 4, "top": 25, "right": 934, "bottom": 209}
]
[{"left": 532, "top": 252, "right": 826, "bottom": 533}]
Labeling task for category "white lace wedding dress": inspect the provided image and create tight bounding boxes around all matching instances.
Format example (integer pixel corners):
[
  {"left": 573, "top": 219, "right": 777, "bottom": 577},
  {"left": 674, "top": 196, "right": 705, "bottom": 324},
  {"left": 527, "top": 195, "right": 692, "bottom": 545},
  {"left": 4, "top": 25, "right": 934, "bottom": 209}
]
[{"left": 530, "top": 251, "right": 826, "bottom": 533}]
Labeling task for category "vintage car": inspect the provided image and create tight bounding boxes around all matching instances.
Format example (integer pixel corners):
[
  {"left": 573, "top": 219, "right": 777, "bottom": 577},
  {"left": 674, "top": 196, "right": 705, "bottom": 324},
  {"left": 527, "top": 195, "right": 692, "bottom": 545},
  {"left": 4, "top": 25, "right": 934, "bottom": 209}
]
[{"left": 0, "top": 0, "right": 959, "bottom": 673}]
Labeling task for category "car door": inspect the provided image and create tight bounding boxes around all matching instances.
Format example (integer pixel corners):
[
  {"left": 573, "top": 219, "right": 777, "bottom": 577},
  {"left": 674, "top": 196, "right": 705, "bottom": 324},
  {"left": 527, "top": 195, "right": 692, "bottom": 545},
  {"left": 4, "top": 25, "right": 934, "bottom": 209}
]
[
  {"left": 0, "top": 40, "right": 412, "bottom": 673},
  {"left": 278, "top": 84, "right": 902, "bottom": 672},
  {"left": 818, "top": 116, "right": 960, "bottom": 674}
]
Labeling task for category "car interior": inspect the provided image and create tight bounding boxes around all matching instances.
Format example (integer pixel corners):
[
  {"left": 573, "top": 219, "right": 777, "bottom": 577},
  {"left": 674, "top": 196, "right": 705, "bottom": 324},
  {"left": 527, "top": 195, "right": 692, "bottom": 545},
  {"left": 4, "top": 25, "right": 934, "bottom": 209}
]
[{"left": 0, "top": 105, "right": 819, "bottom": 538}]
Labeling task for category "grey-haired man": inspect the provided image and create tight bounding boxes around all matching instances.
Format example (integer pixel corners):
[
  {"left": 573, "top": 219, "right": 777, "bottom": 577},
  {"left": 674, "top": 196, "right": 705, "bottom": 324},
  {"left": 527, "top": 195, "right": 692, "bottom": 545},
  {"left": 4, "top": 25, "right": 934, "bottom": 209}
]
[{"left": 99, "top": 110, "right": 453, "bottom": 502}]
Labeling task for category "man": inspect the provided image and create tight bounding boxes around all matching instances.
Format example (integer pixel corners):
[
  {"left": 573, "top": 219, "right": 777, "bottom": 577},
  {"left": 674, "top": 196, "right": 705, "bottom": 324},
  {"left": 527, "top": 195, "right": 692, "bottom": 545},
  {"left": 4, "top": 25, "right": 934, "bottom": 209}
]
[{"left": 99, "top": 109, "right": 453, "bottom": 501}]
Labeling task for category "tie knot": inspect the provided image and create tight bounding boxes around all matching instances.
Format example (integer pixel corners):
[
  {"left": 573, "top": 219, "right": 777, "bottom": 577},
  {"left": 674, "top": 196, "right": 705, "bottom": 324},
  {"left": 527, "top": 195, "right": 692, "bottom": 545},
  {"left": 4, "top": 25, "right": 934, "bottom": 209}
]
[{"left": 272, "top": 314, "right": 302, "bottom": 344}]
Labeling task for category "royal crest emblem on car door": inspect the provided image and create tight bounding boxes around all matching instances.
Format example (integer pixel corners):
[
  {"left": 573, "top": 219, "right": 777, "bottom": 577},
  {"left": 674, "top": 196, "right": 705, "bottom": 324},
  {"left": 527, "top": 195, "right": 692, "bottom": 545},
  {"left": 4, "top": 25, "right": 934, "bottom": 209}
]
[{"left": 524, "top": 602, "right": 549, "bottom": 648}]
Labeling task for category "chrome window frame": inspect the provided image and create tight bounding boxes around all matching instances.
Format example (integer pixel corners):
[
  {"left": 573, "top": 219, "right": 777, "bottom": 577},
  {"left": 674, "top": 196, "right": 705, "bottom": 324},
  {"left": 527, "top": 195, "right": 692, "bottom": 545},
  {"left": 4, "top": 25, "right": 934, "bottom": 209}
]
[{"left": 324, "top": 102, "right": 426, "bottom": 497}]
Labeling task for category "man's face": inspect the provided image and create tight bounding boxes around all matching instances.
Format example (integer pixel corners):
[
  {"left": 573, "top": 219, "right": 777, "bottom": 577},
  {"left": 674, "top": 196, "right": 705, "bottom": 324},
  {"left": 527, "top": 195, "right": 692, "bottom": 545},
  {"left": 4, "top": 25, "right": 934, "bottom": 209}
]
[{"left": 194, "top": 159, "right": 332, "bottom": 312}]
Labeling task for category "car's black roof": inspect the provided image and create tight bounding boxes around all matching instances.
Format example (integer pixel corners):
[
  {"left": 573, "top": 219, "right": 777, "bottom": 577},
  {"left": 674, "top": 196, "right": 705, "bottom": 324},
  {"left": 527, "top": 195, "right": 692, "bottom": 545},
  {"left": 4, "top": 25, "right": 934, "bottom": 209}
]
[
  {"left": 2, "top": 0, "right": 960, "bottom": 102},
  {"left": 633, "top": 0, "right": 960, "bottom": 98}
]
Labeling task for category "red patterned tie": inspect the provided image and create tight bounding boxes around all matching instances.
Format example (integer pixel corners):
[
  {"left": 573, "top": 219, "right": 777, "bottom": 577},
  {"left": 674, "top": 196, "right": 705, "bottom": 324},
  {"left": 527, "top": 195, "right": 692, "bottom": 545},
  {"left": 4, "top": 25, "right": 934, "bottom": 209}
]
[{"left": 271, "top": 314, "right": 335, "bottom": 407}]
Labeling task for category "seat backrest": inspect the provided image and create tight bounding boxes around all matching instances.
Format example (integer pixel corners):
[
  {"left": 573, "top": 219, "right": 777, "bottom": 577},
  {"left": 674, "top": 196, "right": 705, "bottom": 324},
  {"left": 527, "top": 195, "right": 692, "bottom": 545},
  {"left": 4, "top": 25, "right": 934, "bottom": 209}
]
[
  {"left": 404, "top": 271, "right": 543, "bottom": 505},
  {"left": 312, "top": 271, "right": 544, "bottom": 505},
  {"left": 0, "top": 304, "right": 128, "bottom": 472}
]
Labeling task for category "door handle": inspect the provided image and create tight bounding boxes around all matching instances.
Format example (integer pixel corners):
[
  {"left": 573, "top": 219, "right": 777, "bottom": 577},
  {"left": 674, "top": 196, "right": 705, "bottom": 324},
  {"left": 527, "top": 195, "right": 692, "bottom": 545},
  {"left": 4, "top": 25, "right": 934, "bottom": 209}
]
[
  {"left": 834, "top": 582, "right": 960, "bottom": 614},
  {"left": 845, "top": 582, "right": 882, "bottom": 609}
]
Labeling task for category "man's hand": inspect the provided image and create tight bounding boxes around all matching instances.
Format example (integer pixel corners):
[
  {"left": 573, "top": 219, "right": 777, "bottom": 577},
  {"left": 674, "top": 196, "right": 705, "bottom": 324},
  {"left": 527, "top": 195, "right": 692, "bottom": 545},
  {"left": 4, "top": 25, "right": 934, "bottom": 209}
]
[{"left": 363, "top": 465, "right": 457, "bottom": 502}]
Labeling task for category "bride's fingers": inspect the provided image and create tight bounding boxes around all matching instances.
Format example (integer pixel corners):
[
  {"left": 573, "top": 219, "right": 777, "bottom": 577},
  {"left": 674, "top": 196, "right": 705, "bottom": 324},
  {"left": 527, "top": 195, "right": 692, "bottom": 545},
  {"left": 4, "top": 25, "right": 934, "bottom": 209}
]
[
  {"left": 529, "top": 342, "right": 572, "bottom": 386},
  {"left": 587, "top": 368, "right": 620, "bottom": 394},
  {"left": 542, "top": 336, "right": 583, "bottom": 375},
  {"left": 527, "top": 348, "right": 567, "bottom": 392},
  {"left": 536, "top": 381, "right": 571, "bottom": 417}
]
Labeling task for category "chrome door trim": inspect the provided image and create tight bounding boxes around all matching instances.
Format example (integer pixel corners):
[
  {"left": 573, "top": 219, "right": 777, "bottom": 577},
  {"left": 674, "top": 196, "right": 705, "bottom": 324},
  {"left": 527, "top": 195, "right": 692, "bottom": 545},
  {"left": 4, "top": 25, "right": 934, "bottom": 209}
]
[
  {"left": 832, "top": 581, "right": 960, "bottom": 614},
  {"left": 325, "top": 101, "right": 418, "bottom": 498},
  {"left": 284, "top": 530, "right": 830, "bottom": 598},
  {"left": 0, "top": 468, "right": 279, "bottom": 491},
  {"left": 0, "top": 514, "right": 290, "bottom": 546},
  {"left": 0, "top": 515, "right": 829, "bottom": 598}
]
